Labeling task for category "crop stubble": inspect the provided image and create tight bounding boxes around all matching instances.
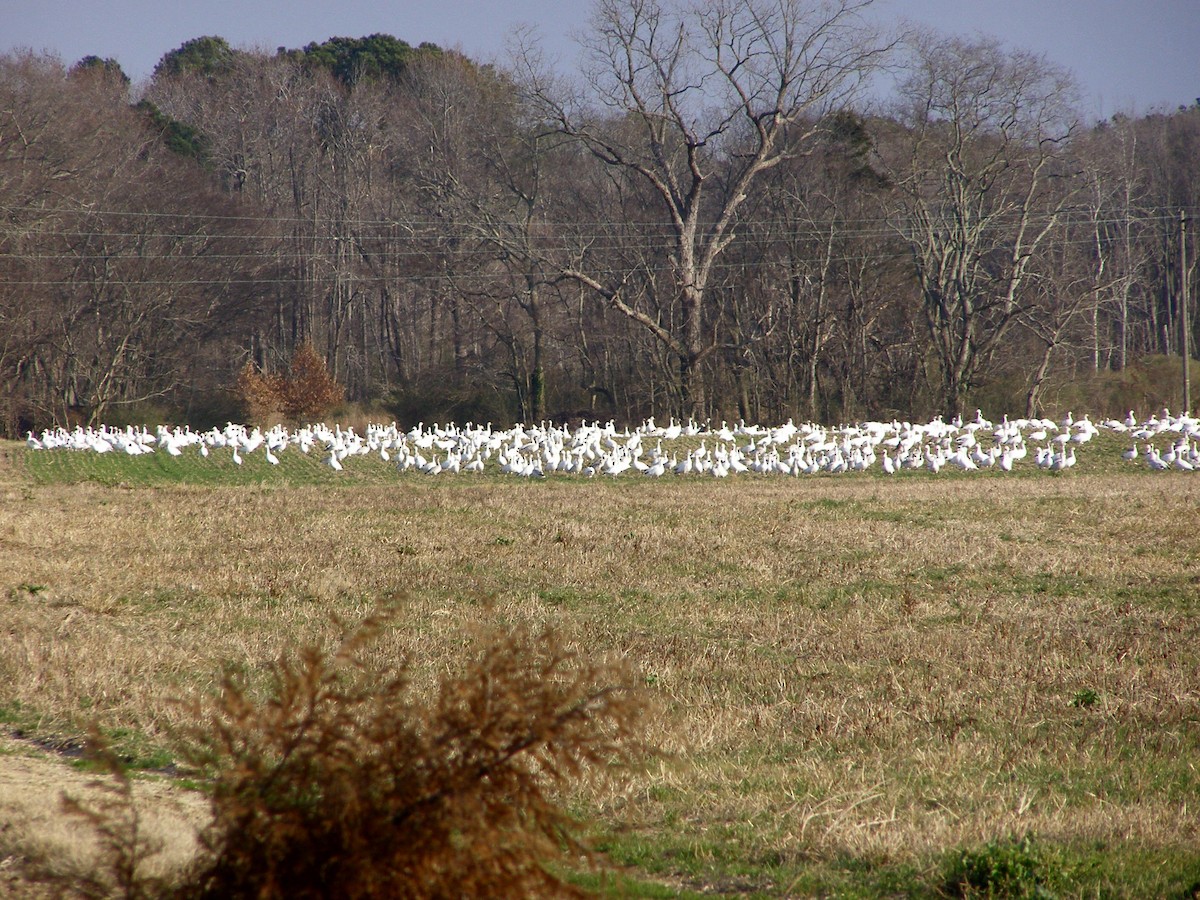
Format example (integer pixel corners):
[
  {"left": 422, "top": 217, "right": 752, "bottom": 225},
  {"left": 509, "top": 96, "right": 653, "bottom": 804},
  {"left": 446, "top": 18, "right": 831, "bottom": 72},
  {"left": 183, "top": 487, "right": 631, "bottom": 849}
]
[{"left": 1, "top": 447, "right": 1199, "bottom": 891}]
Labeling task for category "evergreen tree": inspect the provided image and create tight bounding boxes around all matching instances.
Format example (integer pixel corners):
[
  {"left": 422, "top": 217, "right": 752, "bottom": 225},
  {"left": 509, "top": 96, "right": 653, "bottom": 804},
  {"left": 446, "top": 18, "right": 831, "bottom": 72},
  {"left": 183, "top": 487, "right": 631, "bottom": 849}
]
[
  {"left": 281, "top": 33, "right": 442, "bottom": 86},
  {"left": 154, "top": 36, "right": 236, "bottom": 78}
]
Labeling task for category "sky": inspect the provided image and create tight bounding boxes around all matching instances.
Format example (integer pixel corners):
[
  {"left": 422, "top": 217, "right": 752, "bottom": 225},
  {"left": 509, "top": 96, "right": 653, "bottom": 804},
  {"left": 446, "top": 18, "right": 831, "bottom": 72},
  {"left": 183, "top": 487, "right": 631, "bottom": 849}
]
[{"left": 2, "top": 0, "right": 1197, "bottom": 121}]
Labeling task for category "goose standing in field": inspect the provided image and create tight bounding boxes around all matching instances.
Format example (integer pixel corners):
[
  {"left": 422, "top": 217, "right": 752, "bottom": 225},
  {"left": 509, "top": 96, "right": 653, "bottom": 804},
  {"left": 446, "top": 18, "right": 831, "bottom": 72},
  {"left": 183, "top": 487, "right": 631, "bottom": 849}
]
[
  {"left": 241, "top": 429, "right": 264, "bottom": 455},
  {"left": 324, "top": 446, "right": 343, "bottom": 471},
  {"left": 28, "top": 411, "right": 1183, "bottom": 476},
  {"left": 948, "top": 445, "right": 977, "bottom": 471},
  {"left": 924, "top": 445, "right": 944, "bottom": 474},
  {"left": 1145, "top": 446, "right": 1169, "bottom": 471},
  {"left": 1072, "top": 416, "right": 1098, "bottom": 443}
]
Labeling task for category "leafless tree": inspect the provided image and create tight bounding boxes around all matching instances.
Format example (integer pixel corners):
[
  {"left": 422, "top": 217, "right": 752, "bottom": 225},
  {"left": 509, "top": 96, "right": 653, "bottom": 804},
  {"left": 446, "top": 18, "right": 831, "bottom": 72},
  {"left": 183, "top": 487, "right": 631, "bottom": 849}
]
[
  {"left": 0, "top": 53, "right": 267, "bottom": 430},
  {"left": 875, "top": 32, "right": 1080, "bottom": 417},
  {"left": 517, "top": 0, "right": 890, "bottom": 416}
]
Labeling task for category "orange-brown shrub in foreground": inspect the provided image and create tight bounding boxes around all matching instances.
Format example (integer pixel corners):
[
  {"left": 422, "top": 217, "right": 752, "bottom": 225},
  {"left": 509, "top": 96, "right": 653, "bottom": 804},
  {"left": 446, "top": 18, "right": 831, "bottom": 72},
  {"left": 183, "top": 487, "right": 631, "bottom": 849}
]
[{"left": 69, "top": 614, "right": 650, "bottom": 899}]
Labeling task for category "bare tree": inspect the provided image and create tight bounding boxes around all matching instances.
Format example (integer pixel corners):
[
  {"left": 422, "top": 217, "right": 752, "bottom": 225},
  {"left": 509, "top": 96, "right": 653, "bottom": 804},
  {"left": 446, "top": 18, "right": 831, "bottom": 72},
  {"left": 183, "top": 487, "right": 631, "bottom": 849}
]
[
  {"left": 0, "top": 52, "right": 268, "bottom": 431},
  {"left": 1069, "top": 118, "right": 1154, "bottom": 372},
  {"left": 876, "top": 32, "right": 1080, "bottom": 417},
  {"left": 518, "top": 0, "right": 889, "bottom": 417}
]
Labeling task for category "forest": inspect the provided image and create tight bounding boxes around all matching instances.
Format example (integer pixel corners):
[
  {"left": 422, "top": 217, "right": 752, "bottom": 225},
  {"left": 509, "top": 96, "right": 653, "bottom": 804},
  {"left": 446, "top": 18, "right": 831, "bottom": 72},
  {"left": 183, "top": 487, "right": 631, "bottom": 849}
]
[{"left": 2, "top": 0, "right": 1198, "bottom": 438}]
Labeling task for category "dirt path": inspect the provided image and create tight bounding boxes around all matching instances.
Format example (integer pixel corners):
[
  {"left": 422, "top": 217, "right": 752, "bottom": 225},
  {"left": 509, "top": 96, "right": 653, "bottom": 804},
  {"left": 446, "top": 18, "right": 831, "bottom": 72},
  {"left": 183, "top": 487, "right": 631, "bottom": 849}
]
[{"left": 0, "top": 734, "right": 206, "bottom": 896}]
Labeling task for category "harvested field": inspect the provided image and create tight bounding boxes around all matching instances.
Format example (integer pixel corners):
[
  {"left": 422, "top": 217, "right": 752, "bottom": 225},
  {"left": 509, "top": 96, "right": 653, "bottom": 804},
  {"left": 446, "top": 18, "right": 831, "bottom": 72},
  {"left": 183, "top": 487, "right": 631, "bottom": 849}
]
[{"left": 2, "top": 436, "right": 1199, "bottom": 896}]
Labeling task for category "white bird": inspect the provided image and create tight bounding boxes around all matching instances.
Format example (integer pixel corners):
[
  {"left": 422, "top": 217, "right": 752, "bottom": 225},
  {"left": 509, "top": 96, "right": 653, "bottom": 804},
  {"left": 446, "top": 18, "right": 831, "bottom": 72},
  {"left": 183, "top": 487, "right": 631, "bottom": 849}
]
[
  {"left": 25, "top": 412, "right": 1163, "bottom": 479},
  {"left": 1146, "top": 447, "right": 1169, "bottom": 471}
]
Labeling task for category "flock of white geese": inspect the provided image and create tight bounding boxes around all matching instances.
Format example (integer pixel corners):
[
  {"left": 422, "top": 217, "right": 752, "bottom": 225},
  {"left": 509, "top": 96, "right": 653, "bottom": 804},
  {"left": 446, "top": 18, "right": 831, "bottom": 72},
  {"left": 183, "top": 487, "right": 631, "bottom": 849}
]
[{"left": 23, "top": 409, "right": 1200, "bottom": 477}]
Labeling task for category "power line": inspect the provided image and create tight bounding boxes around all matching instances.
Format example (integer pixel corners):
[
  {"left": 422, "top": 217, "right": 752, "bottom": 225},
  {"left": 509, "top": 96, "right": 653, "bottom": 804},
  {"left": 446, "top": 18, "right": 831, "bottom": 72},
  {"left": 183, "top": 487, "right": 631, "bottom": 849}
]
[
  {"left": 0, "top": 240, "right": 1167, "bottom": 287},
  {"left": 0, "top": 222, "right": 1182, "bottom": 271},
  {"left": 0, "top": 217, "right": 1184, "bottom": 260},
  {"left": 1, "top": 202, "right": 1191, "bottom": 238}
]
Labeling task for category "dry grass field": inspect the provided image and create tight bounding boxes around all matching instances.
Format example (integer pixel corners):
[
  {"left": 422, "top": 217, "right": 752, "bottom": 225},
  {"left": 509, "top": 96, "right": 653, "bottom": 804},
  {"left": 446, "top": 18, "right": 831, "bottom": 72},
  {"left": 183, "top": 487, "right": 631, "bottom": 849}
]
[{"left": 2, "top": 437, "right": 1200, "bottom": 896}]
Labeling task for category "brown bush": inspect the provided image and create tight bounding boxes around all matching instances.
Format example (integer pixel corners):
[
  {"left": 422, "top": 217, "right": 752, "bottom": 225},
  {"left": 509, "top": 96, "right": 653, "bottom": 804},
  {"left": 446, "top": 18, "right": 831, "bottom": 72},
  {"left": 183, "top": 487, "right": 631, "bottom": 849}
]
[
  {"left": 233, "top": 362, "right": 285, "bottom": 425},
  {"left": 280, "top": 343, "right": 343, "bottom": 421},
  {"left": 65, "top": 613, "right": 650, "bottom": 898},
  {"left": 234, "top": 344, "right": 343, "bottom": 424}
]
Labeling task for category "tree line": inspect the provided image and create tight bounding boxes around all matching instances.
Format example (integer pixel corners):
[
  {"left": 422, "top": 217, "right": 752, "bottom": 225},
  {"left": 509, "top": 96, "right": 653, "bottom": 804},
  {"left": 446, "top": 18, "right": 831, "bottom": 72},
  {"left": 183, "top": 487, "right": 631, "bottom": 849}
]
[{"left": 2, "top": 0, "right": 1198, "bottom": 436}]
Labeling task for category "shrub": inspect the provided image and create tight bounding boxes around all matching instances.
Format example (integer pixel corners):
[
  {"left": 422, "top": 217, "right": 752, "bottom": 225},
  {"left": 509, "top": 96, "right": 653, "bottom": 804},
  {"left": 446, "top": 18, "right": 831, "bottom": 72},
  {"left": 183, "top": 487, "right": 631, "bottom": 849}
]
[
  {"left": 233, "top": 362, "right": 285, "bottom": 425},
  {"left": 943, "top": 833, "right": 1068, "bottom": 898},
  {"left": 235, "top": 344, "right": 344, "bottom": 424},
  {"left": 68, "top": 613, "right": 650, "bottom": 898},
  {"left": 281, "top": 343, "right": 344, "bottom": 421}
]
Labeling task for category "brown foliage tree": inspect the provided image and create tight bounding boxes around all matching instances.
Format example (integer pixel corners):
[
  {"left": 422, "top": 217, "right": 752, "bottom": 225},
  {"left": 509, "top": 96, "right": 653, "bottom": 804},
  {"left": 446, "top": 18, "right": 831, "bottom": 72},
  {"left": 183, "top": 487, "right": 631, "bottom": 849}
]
[
  {"left": 235, "top": 343, "right": 344, "bottom": 423},
  {"left": 282, "top": 342, "right": 345, "bottom": 420}
]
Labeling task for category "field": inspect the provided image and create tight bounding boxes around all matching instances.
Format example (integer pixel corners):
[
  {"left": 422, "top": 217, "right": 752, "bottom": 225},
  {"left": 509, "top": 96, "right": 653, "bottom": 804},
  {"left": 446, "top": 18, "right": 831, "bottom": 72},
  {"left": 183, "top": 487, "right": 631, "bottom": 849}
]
[{"left": 2, "top": 431, "right": 1200, "bottom": 896}]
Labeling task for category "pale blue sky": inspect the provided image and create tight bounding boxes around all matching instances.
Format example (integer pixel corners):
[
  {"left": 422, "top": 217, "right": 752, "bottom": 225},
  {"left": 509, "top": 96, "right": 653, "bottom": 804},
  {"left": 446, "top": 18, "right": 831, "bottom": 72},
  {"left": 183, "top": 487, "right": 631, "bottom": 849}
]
[{"left": 2, "top": 0, "right": 1197, "bottom": 120}]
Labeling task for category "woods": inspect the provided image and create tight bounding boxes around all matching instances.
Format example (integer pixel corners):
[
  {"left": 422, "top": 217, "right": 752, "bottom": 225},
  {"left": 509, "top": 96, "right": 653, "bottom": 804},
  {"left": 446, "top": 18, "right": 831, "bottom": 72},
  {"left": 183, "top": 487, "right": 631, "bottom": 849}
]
[{"left": 2, "top": 0, "right": 1198, "bottom": 437}]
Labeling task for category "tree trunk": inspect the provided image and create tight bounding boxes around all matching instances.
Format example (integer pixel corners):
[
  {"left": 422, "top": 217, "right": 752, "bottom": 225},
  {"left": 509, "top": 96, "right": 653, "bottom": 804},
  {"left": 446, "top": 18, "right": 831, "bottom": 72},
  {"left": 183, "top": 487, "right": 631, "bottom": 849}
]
[
  {"left": 680, "top": 286, "right": 705, "bottom": 419},
  {"left": 1025, "top": 341, "right": 1055, "bottom": 418},
  {"left": 679, "top": 352, "right": 705, "bottom": 421}
]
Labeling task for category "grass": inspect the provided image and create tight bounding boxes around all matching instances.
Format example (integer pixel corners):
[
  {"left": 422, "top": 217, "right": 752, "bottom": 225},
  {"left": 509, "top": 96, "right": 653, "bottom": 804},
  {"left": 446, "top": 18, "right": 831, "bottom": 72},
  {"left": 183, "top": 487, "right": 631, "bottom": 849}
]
[{"left": 2, "top": 432, "right": 1200, "bottom": 895}]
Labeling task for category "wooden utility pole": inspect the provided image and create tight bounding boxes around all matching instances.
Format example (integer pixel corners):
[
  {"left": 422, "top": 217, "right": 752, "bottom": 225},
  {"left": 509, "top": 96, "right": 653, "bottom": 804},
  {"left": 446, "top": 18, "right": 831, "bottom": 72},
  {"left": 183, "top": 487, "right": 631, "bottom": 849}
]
[{"left": 1183, "top": 211, "right": 1192, "bottom": 414}]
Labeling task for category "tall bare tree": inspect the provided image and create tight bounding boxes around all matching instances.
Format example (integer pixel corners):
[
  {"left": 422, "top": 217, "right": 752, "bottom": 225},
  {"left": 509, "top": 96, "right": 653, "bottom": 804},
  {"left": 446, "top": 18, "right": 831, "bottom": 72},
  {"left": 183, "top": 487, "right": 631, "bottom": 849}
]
[
  {"left": 518, "top": 0, "right": 889, "bottom": 416},
  {"left": 876, "top": 33, "right": 1080, "bottom": 417}
]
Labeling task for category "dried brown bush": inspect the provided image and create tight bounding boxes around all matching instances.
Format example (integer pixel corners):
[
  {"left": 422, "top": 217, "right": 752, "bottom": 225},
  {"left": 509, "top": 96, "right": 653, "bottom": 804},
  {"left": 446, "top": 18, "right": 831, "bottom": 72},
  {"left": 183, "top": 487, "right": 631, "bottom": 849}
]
[
  {"left": 233, "top": 362, "right": 284, "bottom": 425},
  {"left": 280, "top": 343, "right": 343, "bottom": 420},
  {"left": 234, "top": 343, "right": 343, "bottom": 424},
  {"left": 62, "top": 612, "right": 641, "bottom": 899}
]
